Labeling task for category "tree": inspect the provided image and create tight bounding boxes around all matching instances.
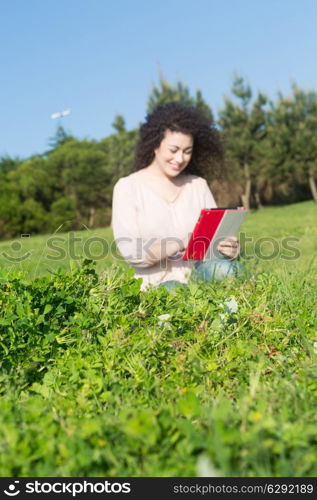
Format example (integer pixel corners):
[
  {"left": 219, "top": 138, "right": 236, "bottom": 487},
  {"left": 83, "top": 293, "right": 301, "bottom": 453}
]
[
  {"left": 48, "top": 140, "right": 109, "bottom": 228},
  {"left": 147, "top": 75, "right": 214, "bottom": 123},
  {"left": 48, "top": 125, "right": 74, "bottom": 150},
  {"left": 218, "top": 76, "right": 268, "bottom": 209},
  {"left": 262, "top": 86, "right": 317, "bottom": 203},
  {"left": 99, "top": 128, "right": 138, "bottom": 183},
  {"left": 0, "top": 155, "right": 21, "bottom": 174},
  {"left": 8, "top": 156, "right": 53, "bottom": 210},
  {"left": 112, "top": 114, "right": 126, "bottom": 134},
  {"left": 285, "top": 86, "right": 317, "bottom": 202}
]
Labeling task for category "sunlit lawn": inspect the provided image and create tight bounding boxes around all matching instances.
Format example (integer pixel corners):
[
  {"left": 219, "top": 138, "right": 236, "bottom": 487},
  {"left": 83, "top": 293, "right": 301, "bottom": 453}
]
[{"left": 0, "top": 200, "right": 316, "bottom": 281}]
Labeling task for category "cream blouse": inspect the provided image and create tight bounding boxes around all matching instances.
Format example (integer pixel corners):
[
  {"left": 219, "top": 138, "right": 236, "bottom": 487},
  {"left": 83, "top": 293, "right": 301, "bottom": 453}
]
[{"left": 111, "top": 171, "right": 217, "bottom": 290}]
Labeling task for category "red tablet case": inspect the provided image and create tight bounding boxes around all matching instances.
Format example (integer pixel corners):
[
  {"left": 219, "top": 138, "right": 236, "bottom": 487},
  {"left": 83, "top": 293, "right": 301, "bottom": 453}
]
[{"left": 181, "top": 207, "right": 247, "bottom": 261}]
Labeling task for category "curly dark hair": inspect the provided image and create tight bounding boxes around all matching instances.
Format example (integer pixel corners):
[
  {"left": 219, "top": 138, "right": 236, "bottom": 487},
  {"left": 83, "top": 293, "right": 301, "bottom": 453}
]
[{"left": 133, "top": 102, "right": 223, "bottom": 178}]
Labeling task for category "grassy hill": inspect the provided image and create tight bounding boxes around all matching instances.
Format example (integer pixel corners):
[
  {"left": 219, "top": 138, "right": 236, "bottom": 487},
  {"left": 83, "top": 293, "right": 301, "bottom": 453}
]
[{"left": 0, "top": 200, "right": 316, "bottom": 279}]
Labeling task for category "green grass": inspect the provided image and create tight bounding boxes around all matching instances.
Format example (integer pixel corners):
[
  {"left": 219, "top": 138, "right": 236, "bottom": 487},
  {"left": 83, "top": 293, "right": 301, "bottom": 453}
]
[
  {"left": 0, "top": 226, "right": 123, "bottom": 280},
  {"left": 0, "top": 200, "right": 316, "bottom": 279},
  {"left": 241, "top": 200, "right": 317, "bottom": 273},
  {"left": 0, "top": 201, "right": 316, "bottom": 477}
]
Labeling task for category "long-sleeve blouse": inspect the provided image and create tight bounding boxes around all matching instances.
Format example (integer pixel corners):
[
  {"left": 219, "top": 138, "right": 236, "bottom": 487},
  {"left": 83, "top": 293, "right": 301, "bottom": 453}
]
[{"left": 111, "top": 171, "right": 217, "bottom": 290}]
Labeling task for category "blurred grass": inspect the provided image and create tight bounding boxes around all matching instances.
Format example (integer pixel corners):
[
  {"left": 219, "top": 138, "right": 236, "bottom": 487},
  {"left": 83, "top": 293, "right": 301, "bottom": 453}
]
[
  {"left": 241, "top": 200, "right": 317, "bottom": 275},
  {"left": 0, "top": 200, "right": 316, "bottom": 280},
  {"left": 0, "top": 226, "right": 126, "bottom": 280}
]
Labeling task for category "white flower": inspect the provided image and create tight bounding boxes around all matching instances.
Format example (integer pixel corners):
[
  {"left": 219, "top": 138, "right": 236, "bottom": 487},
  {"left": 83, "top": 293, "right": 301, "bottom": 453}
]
[
  {"left": 196, "top": 453, "right": 222, "bottom": 477},
  {"left": 313, "top": 342, "right": 317, "bottom": 355},
  {"left": 157, "top": 313, "right": 172, "bottom": 330},
  {"left": 223, "top": 297, "right": 238, "bottom": 314},
  {"left": 157, "top": 314, "right": 171, "bottom": 321}
]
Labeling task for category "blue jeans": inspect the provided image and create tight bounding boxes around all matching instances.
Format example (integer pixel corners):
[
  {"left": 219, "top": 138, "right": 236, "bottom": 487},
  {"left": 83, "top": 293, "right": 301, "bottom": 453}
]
[{"left": 157, "top": 258, "right": 248, "bottom": 291}]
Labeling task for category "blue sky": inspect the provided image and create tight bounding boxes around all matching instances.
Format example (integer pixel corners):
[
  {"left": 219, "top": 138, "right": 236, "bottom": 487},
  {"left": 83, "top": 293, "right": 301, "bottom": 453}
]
[{"left": 1, "top": 0, "right": 317, "bottom": 158}]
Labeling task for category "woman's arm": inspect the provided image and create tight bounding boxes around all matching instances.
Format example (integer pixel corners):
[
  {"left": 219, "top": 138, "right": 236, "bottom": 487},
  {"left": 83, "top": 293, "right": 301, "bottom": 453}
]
[{"left": 112, "top": 178, "right": 184, "bottom": 267}]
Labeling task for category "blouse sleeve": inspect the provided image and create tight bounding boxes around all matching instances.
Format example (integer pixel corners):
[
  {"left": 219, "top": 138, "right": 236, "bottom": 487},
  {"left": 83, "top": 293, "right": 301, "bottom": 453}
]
[
  {"left": 111, "top": 177, "right": 155, "bottom": 268},
  {"left": 202, "top": 178, "right": 217, "bottom": 208}
]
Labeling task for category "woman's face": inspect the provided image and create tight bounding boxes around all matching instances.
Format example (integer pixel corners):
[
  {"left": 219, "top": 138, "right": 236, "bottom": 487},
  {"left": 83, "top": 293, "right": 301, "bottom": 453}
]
[{"left": 153, "top": 129, "right": 193, "bottom": 179}]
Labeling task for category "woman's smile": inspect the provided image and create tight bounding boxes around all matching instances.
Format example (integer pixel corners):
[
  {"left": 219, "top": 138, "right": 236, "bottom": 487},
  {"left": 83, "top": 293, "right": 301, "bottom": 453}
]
[
  {"left": 169, "top": 162, "right": 183, "bottom": 171},
  {"left": 150, "top": 129, "right": 194, "bottom": 179}
]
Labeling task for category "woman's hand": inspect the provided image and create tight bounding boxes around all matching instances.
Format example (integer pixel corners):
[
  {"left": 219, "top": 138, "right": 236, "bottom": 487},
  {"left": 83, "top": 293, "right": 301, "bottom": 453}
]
[
  {"left": 217, "top": 236, "right": 240, "bottom": 260},
  {"left": 168, "top": 234, "right": 189, "bottom": 261}
]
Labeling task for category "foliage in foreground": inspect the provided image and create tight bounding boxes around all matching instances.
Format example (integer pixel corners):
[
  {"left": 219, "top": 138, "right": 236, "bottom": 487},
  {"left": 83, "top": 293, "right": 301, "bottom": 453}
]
[{"left": 0, "top": 260, "right": 316, "bottom": 477}]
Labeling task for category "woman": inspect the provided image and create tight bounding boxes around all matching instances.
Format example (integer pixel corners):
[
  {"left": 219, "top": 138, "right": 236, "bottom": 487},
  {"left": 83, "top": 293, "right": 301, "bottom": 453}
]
[{"left": 111, "top": 102, "right": 242, "bottom": 291}]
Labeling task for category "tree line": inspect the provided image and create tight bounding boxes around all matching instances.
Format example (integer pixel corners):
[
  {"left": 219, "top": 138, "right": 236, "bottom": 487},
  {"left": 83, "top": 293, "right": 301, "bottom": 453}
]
[{"left": 1, "top": 76, "right": 316, "bottom": 239}]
